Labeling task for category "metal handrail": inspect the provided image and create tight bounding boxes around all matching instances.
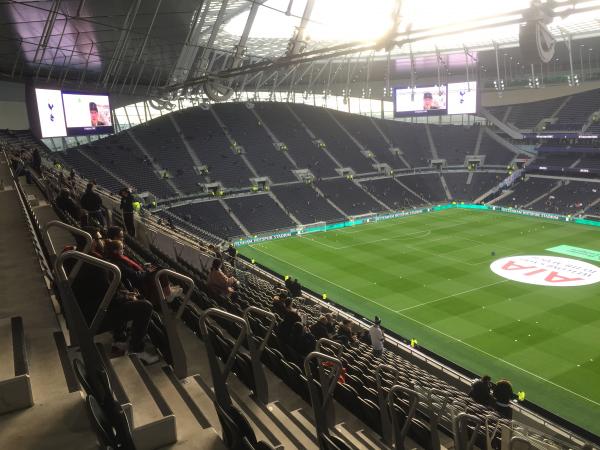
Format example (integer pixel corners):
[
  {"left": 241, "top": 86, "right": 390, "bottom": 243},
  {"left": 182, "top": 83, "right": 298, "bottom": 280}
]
[
  {"left": 303, "top": 351, "right": 343, "bottom": 443},
  {"left": 376, "top": 364, "right": 402, "bottom": 445},
  {"left": 56, "top": 250, "right": 121, "bottom": 335},
  {"left": 243, "top": 306, "right": 276, "bottom": 404},
  {"left": 199, "top": 308, "right": 249, "bottom": 407},
  {"left": 316, "top": 337, "right": 345, "bottom": 359},
  {"left": 153, "top": 268, "right": 194, "bottom": 320},
  {"left": 152, "top": 268, "right": 194, "bottom": 378},
  {"left": 44, "top": 220, "right": 93, "bottom": 282}
]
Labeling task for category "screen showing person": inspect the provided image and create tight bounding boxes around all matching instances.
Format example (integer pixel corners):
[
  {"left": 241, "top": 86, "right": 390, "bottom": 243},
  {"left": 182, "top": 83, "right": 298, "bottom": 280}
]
[
  {"left": 62, "top": 92, "right": 112, "bottom": 129},
  {"left": 393, "top": 85, "right": 447, "bottom": 116},
  {"left": 423, "top": 92, "right": 439, "bottom": 110},
  {"left": 89, "top": 102, "right": 107, "bottom": 127}
]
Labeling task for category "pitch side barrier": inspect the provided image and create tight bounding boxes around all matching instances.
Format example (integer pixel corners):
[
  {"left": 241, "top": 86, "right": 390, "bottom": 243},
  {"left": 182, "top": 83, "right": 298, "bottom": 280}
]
[{"left": 233, "top": 203, "right": 600, "bottom": 247}]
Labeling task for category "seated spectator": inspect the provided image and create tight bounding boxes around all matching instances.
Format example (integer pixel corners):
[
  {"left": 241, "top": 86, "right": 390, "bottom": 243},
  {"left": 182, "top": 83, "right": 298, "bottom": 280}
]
[
  {"left": 310, "top": 316, "right": 330, "bottom": 340},
  {"left": 469, "top": 375, "right": 494, "bottom": 406},
  {"left": 66, "top": 238, "right": 158, "bottom": 364},
  {"left": 104, "top": 239, "right": 170, "bottom": 305},
  {"left": 493, "top": 379, "right": 514, "bottom": 419},
  {"left": 335, "top": 319, "right": 357, "bottom": 346},
  {"left": 206, "top": 259, "right": 238, "bottom": 299},
  {"left": 56, "top": 189, "right": 81, "bottom": 221},
  {"left": 106, "top": 225, "right": 125, "bottom": 242},
  {"left": 289, "top": 322, "right": 316, "bottom": 357},
  {"left": 276, "top": 297, "right": 303, "bottom": 342},
  {"left": 325, "top": 313, "right": 337, "bottom": 336},
  {"left": 272, "top": 291, "right": 288, "bottom": 318}
]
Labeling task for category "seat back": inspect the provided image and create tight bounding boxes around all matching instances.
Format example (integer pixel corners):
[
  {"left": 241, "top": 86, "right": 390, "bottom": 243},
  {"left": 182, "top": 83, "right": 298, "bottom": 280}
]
[
  {"left": 215, "top": 402, "right": 257, "bottom": 450},
  {"left": 85, "top": 394, "right": 136, "bottom": 450}
]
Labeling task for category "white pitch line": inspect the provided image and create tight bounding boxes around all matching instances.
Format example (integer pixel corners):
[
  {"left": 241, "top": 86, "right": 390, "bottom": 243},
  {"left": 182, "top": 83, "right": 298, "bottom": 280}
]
[
  {"left": 395, "top": 279, "right": 509, "bottom": 312},
  {"left": 247, "top": 245, "right": 600, "bottom": 408}
]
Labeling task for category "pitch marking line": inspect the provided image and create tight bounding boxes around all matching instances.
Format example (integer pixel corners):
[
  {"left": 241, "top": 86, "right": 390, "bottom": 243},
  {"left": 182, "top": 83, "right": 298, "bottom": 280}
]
[
  {"left": 247, "top": 245, "right": 600, "bottom": 408},
  {"left": 395, "top": 280, "right": 509, "bottom": 312}
]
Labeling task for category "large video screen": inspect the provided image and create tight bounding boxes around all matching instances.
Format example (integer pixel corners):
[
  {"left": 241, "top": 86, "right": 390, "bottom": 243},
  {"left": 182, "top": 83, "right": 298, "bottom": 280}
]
[
  {"left": 32, "top": 88, "right": 114, "bottom": 138},
  {"left": 34, "top": 88, "right": 67, "bottom": 138},
  {"left": 447, "top": 82, "right": 477, "bottom": 115},
  {"left": 394, "top": 85, "right": 448, "bottom": 117},
  {"left": 62, "top": 92, "right": 113, "bottom": 135},
  {"left": 393, "top": 81, "right": 477, "bottom": 117}
]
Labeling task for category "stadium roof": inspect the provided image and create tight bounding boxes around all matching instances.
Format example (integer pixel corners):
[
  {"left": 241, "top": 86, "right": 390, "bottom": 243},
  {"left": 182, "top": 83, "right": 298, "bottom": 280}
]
[{"left": 0, "top": 0, "right": 599, "bottom": 97}]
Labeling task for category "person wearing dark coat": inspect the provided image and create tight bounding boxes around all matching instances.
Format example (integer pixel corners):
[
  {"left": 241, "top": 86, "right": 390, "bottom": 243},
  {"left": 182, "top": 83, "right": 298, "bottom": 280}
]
[
  {"left": 81, "top": 183, "right": 104, "bottom": 226},
  {"left": 119, "top": 188, "right": 136, "bottom": 236},
  {"left": 310, "top": 316, "right": 330, "bottom": 340},
  {"left": 493, "top": 379, "right": 515, "bottom": 420},
  {"left": 469, "top": 375, "right": 494, "bottom": 406},
  {"left": 56, "top": 189, "right": 81, "bottom": 220}
]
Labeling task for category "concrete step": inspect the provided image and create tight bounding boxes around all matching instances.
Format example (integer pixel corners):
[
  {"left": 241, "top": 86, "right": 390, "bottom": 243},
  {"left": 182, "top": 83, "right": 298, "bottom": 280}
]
[{"left": 110, "top": 354, "right": 177, "bottom": 450}]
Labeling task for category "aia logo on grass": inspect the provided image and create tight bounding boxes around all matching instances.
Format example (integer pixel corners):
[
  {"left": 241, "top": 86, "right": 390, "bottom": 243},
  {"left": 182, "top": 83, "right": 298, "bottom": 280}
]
[{"left": 490, "top": 255, "right": 600, "bottom": 287}]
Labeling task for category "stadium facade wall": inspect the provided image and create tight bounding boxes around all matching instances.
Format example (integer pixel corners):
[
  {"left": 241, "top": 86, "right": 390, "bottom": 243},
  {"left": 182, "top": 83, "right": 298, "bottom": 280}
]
[{"left": 0, "top": 80, "right": 28, "bottom": 130}]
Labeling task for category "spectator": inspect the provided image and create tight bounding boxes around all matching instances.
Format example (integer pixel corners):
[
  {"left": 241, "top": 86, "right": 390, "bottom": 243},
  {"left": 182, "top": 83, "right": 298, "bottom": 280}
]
[
  {"left": 335, "top": 319, "right": 356, "bottom": 346},
  {"left": 206, "top": 259, "right": 238, "bottom": 299},
  {"left": 56, "top": 189, "right": 81, "bottom": 221},
  {"left": 31, "top": 148, "right": 41, "bottom": 173},
  {"left": 368, "top": 316, "right": 384, "bottom": 357},
  {"left": 493, "top": 379, "right": 514, "bottom": 419},
  {"left": 67, "top": 237, "right": 158, "bottom": 364},
  {"left": 324, "top": 313, "right": 337, "bottom": 336},
  {"left": 469, "top": 375, "right": 494, "bottom": 406},
  {"left": 272, "top": 291, "right": 288, "bottom": 318},
  {"left": 119, "top": 188, "right": 136, "bottom": 237},
  {"left": 310, "top": 316, "right": 330, "bottom": 340},
  {"left": 80, "top": 226, "right": 105, "bottom": 258},
  {"left": 289, "top": 322, "right": 316, "bottom": 357},
  {"left": 80, "top": 183, "right": 104, "bottom": 226},
  {"left": 107, "top": 226, "right": 125, "bottom": 242}
]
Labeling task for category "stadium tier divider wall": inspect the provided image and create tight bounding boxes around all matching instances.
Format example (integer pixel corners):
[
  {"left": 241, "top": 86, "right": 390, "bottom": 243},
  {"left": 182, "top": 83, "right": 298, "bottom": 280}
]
[{"left": 233, "top": 203, "right": 600, "bottom": 247}]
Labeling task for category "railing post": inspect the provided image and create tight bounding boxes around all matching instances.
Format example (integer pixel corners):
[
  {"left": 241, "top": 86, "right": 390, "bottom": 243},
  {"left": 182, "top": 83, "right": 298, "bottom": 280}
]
[
  {"left": 243, "top": 306, "right": 276, "bottom": 404},
  {"left": 153, "top": 268, "right": 195, "bottom": 378}
]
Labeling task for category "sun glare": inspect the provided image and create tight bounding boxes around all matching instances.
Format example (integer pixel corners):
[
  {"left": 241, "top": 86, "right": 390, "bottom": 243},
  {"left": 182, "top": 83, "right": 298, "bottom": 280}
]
[{"left": 224, "top": 0, "right": 600, "bottom": 48}]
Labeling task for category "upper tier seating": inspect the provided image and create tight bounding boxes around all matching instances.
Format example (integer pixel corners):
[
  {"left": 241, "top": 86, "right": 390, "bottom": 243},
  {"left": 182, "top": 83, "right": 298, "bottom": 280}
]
[
  {"left": 316, "top": 178, "right": 386, "bottom": 215},
  {"left": 224, "top": 194, "right": 295, "bottom": 234},
  {"left": 428, "top": 124, "right": 480, "bottom": 165},
  {"left": 167, "top": 200, "right": 244, "bottom": 238},
  {"left": 534, "top": 151, "right": 580, "bottom": 168},
  {"left": 478, "top": 134, "right": 517, "bottom": 166},
  {"left": 271, "top": 183, "right": 343, "bottom": 223},
  {"left": 506, "top": 97, "right": 566, "bottom": 130},
  {"left": 532, "top": 180, "right": 600, "bottom": 214},
  {"left": 214, "top": 103, "right": 297, "bottom": 183},
  {"left": 252, "top": 102, "right": 339, "bottom": 178},
  {"left": 77, "top": 133, "right": 176, "bottom": 198},
  {"left": 487, "top": 105, "right": 508, "bottom": 121},
  {"left": 498, "top": 177, "right": 558, "bottom": 208},
  {"left": 373, "top": 120, "right": 431, "bottom": 168},
  {"left": 552, "top": 89, "right": 600, "bottom": 130},
  {"left": 396, "top": 173, "right": 448, "bottom": 203},
  {"left": 171, "top": 107, "right": 255, "bottom": 188},
  {"left": 59, "top": 149, "right": 123, "bottom": 193},
  {"left": 360, "top": 177, "right": 425, "bottom": 209},
  {"left": 290, "top": 104, "right": 375, "bottom": 173},
  {"left": 130, "top": 117, "right": 204, "bottom": 195},
  {"left": 443, "top": 172, "right": 503, "bottom": 202},
  {"left": 329, "top": 110, "right": 400, "bottom": 168}
]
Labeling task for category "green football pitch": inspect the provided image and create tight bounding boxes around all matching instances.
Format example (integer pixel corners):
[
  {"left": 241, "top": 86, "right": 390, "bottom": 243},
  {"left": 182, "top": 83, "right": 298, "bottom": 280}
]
[{"left": 239, "top": 208, "right": 600, "bottom": 437}]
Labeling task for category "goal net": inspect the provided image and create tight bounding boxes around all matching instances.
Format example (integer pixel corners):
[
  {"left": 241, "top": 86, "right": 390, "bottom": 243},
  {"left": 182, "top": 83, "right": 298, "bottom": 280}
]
[
  {"left": 349, "top": 212, "right": 378, "bottom": 225},
  {"left": 297, "top": 221, "right": 327, "bottom": 234}
]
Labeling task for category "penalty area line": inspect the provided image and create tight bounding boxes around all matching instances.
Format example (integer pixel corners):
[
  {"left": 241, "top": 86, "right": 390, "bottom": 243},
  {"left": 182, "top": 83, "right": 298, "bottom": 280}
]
[{"left": 247, "top": 245, "right": 600, "bottom": 409}]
